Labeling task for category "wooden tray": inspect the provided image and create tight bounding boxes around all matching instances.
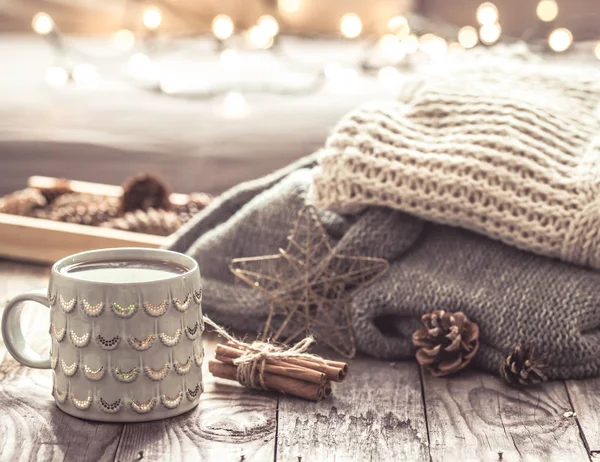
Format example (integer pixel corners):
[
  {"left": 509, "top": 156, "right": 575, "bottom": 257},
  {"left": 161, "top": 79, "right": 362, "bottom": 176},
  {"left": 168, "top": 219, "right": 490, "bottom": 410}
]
[{"left": 0, "top": 176, "right": 192, "bottom": 264}]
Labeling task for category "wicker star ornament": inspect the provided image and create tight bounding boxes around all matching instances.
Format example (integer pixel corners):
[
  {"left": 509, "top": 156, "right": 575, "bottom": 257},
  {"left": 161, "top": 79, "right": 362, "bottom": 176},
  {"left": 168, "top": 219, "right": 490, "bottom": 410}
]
[{"left": 229, "top": 205, "right": 389, "bottom": 357}]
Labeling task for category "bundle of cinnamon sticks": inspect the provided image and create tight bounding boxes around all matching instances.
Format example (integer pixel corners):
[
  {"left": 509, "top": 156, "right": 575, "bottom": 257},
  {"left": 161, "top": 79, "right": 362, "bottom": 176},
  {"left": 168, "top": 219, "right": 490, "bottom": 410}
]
[{"left": 209, "top": 342, "right": 348, "bottom": 401}]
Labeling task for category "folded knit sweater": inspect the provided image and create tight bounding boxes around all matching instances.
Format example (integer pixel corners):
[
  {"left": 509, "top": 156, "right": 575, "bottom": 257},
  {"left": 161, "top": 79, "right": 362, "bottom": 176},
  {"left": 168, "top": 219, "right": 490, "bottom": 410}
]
[
  {"left": 312, "top": 58, "right": 600, "bottom": 269},
  {"left": 167, "top": 157, "right": 600, "bottom": 380}
]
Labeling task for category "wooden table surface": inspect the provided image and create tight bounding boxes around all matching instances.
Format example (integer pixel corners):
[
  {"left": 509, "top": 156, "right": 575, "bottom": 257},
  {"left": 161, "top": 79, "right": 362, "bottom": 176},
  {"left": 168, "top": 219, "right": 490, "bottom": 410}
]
[{"left": 2, "top": 259, "right": 600, "bottom": 462}]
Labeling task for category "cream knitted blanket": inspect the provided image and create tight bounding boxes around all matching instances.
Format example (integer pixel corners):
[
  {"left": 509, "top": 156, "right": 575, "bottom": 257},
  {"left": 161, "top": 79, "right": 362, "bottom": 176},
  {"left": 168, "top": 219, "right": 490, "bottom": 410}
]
[{"left": 312, "top": 57, "right": 600, "bottom": 268}]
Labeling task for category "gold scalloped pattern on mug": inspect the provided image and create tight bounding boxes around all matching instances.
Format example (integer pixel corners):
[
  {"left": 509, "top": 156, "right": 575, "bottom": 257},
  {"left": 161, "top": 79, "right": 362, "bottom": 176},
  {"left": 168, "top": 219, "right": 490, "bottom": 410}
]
[
  {"left": 54, "top": 386, "right": 68, "bottom": 404},
  {"left": 185, "top": 321, "right": 201, "bottom": 340},
  {"left": 186, "top": 384, "right": 201, "bottom": 401},
  {"left": 51, "top": 323, "right": 66, "bottom": 342},
  {"left": 83, "top": 364, "right": 105, "bottom": 381},
  {"left": 98, "top": 397, "right": 123, "bottom": 414},
  {"left": 112, "top": 302, "right": 138, "bottom": 319},
  {"left": 96, "top": 334, "right": 120, "bottom": 350},
  {"left": 172, "top": 294, "right": 191, "bottom": 312},
  {"left": 72, "top": 394, "right": 93, "bottom": 410},
  {"left": 174, "top": 357, "right": 192, "bottom": 375},
  {"left": 47, "top": 290, "right": 57, "bottom": 306},
  {"left": 59, "top": 295, "right": 76, "bottom": 313},
  {"left": 127, "top": 333, "right": 156, "bottom": 352},
  {"left": 112, "top": 366, "right": 140, "bottom": 383},
  {"left": 131, "top": 397, "right": 158, "bottom": 414},
  {"left": 69, "top": 330, "right": 91, "bottom": 348},
  {"left": 161, "top": 391, "right": 183, "bottom": 409},
  {"left": 158, "top": 329, "right": 182, "bottom": 347},
  {"left": 143, "top": 300, "right": 168, "bottom": 317},
  {"left": 144, "top": 362, "right": 171, "bottom": 381},
  {"left": 194, "top": 345, "right": 204, "bottom": 368},
  {"left": 60, "top": 359, "right": 78, "bottom": 377},
  {"left": 81, "top": 299, "right": 104, "bottom": 317},
  {"left": 192, "top": 288, "right": 202, "bottom": 305}
]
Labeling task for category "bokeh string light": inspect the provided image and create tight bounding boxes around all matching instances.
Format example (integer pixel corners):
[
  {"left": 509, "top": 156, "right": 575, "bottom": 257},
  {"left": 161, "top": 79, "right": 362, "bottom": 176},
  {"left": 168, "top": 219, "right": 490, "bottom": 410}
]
[{"left": 31, "top": 1, "right": 600, "bottom": 103}]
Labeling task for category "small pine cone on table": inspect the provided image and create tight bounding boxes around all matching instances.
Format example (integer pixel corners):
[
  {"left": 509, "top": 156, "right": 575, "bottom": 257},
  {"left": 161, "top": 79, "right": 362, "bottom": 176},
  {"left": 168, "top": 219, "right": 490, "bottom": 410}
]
[
  {"left": 0, "top": 188, "right": 47, "bottom": 216},
  {"left": 101, "top": 208, "right": 182, "bottom": 236},
  {"left": 35, "top": 193, "right": 121, "bottom": 226},
  {"left": 175, "top": 192, "right": 213, "bottom": 223},
  {"left": 412, "top": 310, "right": 480, "bottom": 377},
  {"left": 500, "top": 345, "right": 547, "bottom": 387},
  {"left": 121, "top": 173, "right": 171, "bottom": 213},
  {"left": 37, "top": 178, "right": 72, "bottom": 204}
]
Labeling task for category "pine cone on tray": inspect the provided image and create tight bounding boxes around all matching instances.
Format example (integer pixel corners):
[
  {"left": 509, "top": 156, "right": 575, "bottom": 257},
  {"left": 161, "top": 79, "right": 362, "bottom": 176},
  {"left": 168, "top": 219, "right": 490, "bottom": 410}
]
[
  {"left": 0, "top": 188, "right": 47, "bottom": 216},
  {"left": 35, "top": 193, "right": 121, "bottom": 226},
  {"left": 101, "top": 208, "right": 182, "bottom": 236},
  {"left": 121, "top": 173, "right": 171, "bottom": 213},
  {"left": 38, "top": 178, "right": 72, "bottom": 204},
  {"left": 412, "top": 310, "right": 480, "bottom": 377},
  {"left": 500, "top": 345, "right": 547, "bottom": 387},
  {"left": 175, "top": 192, "right": 212, "bottom": 223}
]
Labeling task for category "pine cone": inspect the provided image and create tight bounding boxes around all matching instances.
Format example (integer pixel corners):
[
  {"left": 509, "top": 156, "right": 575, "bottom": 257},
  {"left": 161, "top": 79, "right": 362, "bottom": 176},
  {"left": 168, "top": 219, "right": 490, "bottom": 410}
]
[
  {"left": 35, "top": 193, "right": 120, "bottom": 226},
  {"left": 500, "top": 345, "right": 547, "bottom": 387},
  {"left": 37, "top": 178, "right": 71, "bottom": 204},
  {"left": 175, "top": 192, "right": 212, "bottom": 223},
  {"left": 121, "top": 173, "right": 171, "bottom": 213},
  {"left": 101, "top": 208, "right": 182, "bottom": 236},
  {"left": 0, "top": 188, "right": 47, "bottom": 216},
  {"left": 412, "top": 310, "right": 480, "bottom": 377}
]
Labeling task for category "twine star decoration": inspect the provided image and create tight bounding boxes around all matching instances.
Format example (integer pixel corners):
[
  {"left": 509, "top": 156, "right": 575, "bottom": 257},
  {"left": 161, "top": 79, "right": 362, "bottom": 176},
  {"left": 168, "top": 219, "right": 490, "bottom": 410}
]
[{"left": 229, "top": 205, "right": 389, "bottom": 358}]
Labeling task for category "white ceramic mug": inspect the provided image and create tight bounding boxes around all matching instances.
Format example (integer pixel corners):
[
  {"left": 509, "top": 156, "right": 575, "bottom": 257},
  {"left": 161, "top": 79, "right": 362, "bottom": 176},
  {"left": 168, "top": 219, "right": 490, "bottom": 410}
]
[{"left": 1, "top": 248, "right": 204, "bottom": 422}]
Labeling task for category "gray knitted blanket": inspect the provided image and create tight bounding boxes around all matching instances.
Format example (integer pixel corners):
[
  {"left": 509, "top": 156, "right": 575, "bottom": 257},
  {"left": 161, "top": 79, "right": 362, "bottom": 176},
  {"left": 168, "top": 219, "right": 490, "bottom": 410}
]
[{"left": 167, "top": 156, "right": 600, "bottom": 380}]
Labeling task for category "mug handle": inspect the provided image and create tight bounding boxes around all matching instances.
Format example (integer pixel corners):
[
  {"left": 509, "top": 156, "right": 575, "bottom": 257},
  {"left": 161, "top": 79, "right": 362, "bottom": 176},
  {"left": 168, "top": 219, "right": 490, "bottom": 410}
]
[{"left": 1, "top": 288, "right": 51, "bottom": 369}]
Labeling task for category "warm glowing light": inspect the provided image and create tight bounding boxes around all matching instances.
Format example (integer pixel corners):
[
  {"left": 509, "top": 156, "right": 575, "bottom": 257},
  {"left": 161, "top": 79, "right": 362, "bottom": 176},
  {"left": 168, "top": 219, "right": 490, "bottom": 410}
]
[
  {"left": 278, "top": 0, "right": 301, "bottom": 14},
  {"left": 420, "top": 34, "right": 448, "bottom": 59},
  {"left": 595, "top": 42, "right": 600, "bottom": 60},
  {"left": 72, "top": 63, "right": 99, "bottom": 85},
  {"left": 128, "top": 53, "right": 155, "bottom": 78},
  {"left": 380, "top": 34, "right": 406, "bottom": 61},
  {"left": 143, "top": 6, "right": 162, "bottom": 30},
  {"left": 340, "top": 13, "right": 362, "bottom": 38},
  {"left": 536, "top": 0, "right": 558, "bottom": 22},
  {"left": 258, "top": 15, "right": 279, "bottom": 37},
  {"left": 479, "top": 23, "right": 501, "bottom": 45},
  {"left": 248, "top": 26, "right": 274, "bottom": 49},
  {"left": 212, "top": 14, "right": 234, "bottom": 40},
  {"left": 114, "top": 29, "right": 135, "bottom": 49},
  {"left": 387, "top": 16, "right": 410, "bottom": 38},
  {"left": 377, "top": 66, "right": 401, "bottom": 87},
  {"left": 404, "top": 34, "right": 419, "bottom": 54},
  {"left": 476, "top": 2, "right": 498, "bottom": 26},
  {"left": 548, "top": 27, "right": 572, "bottom": 52},
  {"left": 32, "top": 12, "right": 54, "bottom": 35},
  {"left": 223, "top": 92, "right": 248, "bottom": 119},
  {"left": 458, "top": 25, "right": 479, "bottom": 49},
  {"left": 46, "top": 66, "right": 69, "bottom": 87}
]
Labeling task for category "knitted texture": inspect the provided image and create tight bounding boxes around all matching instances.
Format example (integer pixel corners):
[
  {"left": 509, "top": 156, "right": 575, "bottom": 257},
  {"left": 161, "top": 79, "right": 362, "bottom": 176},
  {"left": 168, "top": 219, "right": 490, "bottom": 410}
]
[
  {"left": 168, "top": 158, "right": 600, "bottom": 380},
  {"left": 311, "top": 58, "right": 600, "bottom": 269}
]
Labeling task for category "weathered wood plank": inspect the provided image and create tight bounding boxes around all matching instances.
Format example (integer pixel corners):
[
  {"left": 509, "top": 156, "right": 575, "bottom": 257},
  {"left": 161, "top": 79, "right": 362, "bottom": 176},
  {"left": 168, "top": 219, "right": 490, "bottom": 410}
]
[
  {"left": 0, "top": 260, "right": 123, "bottom": 462},
  {"left": 422, "top": 369, "right": 589, "bottom": 462},
  {"left": 566, "top": 378, "right": 600, "bottom": 455},
  {"left": 276, "top": 358, "right": 429, "bottom": 461},
  {"left": 114, "top": 332, "right": 278, "bottom": 462}
]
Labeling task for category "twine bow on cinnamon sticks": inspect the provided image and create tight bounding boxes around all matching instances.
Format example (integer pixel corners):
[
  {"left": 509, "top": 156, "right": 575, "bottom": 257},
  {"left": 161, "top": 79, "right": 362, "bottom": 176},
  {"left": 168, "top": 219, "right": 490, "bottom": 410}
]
[{"left": 204, "top": 316, "right": 348, "bottom": 402}]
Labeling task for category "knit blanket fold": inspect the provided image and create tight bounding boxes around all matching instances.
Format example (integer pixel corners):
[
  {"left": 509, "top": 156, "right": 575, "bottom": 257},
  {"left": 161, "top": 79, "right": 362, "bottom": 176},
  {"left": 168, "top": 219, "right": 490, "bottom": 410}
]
[
  {"left": 311, "top": 59, "right": 600, "bottom": 269},
  {"left": 168, "top": 157, "right": 600, "bottom": 380}
]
